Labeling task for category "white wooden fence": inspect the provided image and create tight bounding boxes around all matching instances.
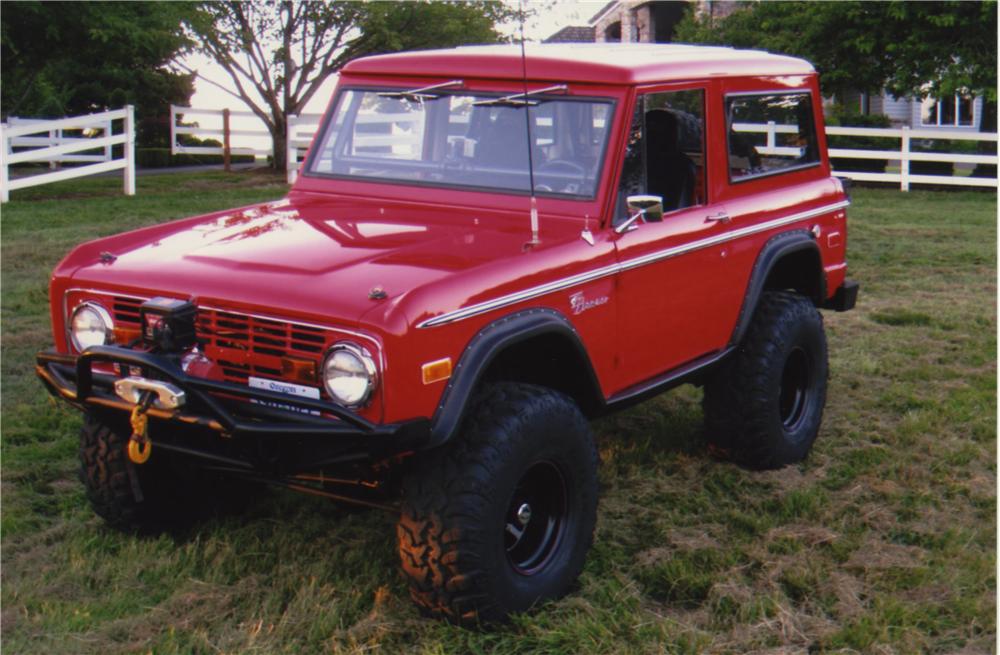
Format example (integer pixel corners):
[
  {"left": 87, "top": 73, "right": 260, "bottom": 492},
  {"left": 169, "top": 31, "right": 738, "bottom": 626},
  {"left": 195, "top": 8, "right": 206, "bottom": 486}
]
[
  {"left": 0, "top": 106, "right": 135, "bottom": 203},
  {"left": 170, "top": 105, "right": 273, "bottom": 158},
  {"left": 7, "top": 116, "right": 114, "bottom": 166},
  {"left": 170, "top": 105, "right": 323, "bottom": 183},
  {"left": 734, "top": 122, "right": 998, "bottom": 190},
  {"left": 171, "top": 106, "right": 457, "bottom": 184},
  {"left": 170, "top": 106, "right": 998, "bottom": 192},
  {"left": 286, "top": 113, "right": 323, "bottom": 184}
]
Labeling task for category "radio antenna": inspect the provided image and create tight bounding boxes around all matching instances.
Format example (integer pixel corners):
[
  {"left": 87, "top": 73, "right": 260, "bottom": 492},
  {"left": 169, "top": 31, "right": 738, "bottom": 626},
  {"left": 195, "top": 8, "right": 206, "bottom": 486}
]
[{"left": 518, "top": 0, "right": 540, "bottom": 246}]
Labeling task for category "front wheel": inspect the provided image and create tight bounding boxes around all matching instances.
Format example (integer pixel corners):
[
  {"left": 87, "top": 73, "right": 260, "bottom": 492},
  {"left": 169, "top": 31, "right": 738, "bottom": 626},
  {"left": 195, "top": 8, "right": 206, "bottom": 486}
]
[
  {"left": 703, "top": 291, "right": 829, "bottom": 469},
  {"left": 397, "top": 383, "right": 599, "bottom": 624},
  {"left": 79, "top": 412, "right": 174, "bottom": 529},
  {"left": 79, "top": 412, "right": 257, "bottom": 530}
]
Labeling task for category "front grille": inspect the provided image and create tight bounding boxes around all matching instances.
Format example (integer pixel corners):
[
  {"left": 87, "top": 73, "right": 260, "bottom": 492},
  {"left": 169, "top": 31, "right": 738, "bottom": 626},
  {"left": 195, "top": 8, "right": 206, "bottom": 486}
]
[
  {"left": 108, "top": 296, "right": 333, "bottom": 387},
  {"left": 112, "top": 296, "right": 143, "bottom": 325},
  {"left": 196, "top": 308, "right": 331, "bottom": 384}
]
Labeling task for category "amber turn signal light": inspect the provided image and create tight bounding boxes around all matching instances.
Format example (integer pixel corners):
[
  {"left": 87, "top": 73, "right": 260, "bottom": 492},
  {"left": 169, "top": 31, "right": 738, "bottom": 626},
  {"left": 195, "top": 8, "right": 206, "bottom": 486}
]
[
  {"left": 113, "top": 326, "right": 142, "bottom": 344},
  {"left": 421, "top": 358, "right": 452, "bottom": 385},
  {"left": 281, "top": 356, "right": 319, "bottom": 385}
]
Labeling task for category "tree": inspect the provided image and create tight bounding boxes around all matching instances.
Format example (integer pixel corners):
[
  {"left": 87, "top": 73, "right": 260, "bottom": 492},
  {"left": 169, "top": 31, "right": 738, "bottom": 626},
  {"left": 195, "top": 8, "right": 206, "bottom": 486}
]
[
  {"left": 677, "top": 1, "right": 997, "bottom": 176},
  {"left": 184, "top": 1, "right": 518, "bottom": 170},
  {"left": 1, "top": 1, "right": 194, "bottom": 146},
  {"left": 676, "top": 1, "right": 996, "bottom": 106}
]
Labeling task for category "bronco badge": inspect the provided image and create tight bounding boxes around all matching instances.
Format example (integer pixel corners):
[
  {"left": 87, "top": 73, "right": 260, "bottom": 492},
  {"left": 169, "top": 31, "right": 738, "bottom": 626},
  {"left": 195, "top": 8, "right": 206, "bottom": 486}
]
[{"left": 569, "top": 291, "right": 609, "bottom": 315}]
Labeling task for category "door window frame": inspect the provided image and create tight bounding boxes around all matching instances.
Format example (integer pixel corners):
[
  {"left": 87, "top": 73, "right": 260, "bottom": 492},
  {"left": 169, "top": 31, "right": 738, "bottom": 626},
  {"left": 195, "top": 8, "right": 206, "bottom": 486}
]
[{"left": 611, "top": 82, "right": 711, "bottom": 226}]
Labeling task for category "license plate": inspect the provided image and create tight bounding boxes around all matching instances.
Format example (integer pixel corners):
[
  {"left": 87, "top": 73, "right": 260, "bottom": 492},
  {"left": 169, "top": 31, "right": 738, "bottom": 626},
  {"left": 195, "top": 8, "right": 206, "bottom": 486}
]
[{"left": 248, "top": 376, "right": 320, "bottom": 400}]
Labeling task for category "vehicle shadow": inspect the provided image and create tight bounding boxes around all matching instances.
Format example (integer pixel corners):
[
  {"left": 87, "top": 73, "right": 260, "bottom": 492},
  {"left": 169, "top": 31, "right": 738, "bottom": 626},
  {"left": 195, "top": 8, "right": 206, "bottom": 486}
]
[{"left": 593, "top": 383, "right": 709, "bottom": 468}]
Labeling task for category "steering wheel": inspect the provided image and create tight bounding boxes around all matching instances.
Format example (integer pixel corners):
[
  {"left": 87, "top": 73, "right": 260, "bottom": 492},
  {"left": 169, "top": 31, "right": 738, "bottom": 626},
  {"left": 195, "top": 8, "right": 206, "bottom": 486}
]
[
  {"left": 536, "top": 159, "right": 587, "bottom": 193},
  {"left": 538, "top": 159, "right": 586, "bottom": 176}
]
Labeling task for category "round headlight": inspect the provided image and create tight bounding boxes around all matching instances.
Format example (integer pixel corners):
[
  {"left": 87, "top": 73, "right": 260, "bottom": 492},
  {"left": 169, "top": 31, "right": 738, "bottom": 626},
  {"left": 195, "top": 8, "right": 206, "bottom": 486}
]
[
  {"left": 70, "top": 302, "right": 113, "bottom": 352},
  {"left": 322, "top": 343, "right": 378, "bottom": 407}
]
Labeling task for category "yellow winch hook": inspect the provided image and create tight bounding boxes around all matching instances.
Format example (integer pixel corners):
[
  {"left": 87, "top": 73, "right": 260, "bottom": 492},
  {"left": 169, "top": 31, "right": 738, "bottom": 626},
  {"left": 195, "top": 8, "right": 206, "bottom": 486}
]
[
  {"left": 127, "top": 394, "right": 154, "bottom": 465},
  {"left": 127, "top": 435, "right": 152, "bottom": 464}
]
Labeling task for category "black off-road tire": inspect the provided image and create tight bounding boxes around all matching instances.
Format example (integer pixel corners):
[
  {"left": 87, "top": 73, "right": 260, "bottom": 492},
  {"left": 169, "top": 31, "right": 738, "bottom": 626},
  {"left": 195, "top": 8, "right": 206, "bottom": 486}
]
[
  {"left": 79, "top": 412, "right": 255, "bottom": 529},
  {"left": 397, "top": 383, "right": 599, "bottom": 625},
  {"left": 79, "top": 412, "right": 175, "bottom": 529},
  {"left": 703, "top": 291, "right": 828, "bottom": 469}
]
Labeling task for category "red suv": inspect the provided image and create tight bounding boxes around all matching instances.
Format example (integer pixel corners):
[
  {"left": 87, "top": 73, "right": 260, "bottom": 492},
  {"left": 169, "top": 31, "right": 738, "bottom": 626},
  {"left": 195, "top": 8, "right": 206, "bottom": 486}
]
[{"left": 37, "top": 44, "right": 857, "bottom": 624}]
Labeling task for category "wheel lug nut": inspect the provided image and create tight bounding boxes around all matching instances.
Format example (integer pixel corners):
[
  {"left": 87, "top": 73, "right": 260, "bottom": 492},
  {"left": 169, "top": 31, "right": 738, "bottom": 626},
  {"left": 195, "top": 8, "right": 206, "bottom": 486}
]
[{"left": 516, "top": 503, "right": 532, "bottom": 525}]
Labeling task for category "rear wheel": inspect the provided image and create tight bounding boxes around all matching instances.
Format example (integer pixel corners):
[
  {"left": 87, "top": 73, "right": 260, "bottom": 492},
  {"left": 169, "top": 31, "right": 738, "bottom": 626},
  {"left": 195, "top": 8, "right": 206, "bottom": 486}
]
[
  {"left": 703, "top": 291, "right": 828, "bottom": 469},
  {"left": 397, "top": 383, "right": 599, "bottom": 624}
]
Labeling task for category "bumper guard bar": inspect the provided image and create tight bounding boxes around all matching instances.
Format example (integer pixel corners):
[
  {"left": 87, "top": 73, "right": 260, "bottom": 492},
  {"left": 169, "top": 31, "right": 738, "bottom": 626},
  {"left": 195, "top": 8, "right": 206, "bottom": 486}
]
[{"left": 36, "top": 346, "right": 429, "bottom": 444}]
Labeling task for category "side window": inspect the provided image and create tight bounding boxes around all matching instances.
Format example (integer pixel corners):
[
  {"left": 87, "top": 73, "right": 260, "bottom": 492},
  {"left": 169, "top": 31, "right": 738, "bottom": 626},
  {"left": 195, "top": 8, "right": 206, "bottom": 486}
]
[
  {"left": 616, "top": 101, "right": 645, "bottom": 216},
  {"left": 727, "top": 92, "right": 819, "bottom": 181},
  {"left": 615, "top": 89, "right": 706, "bottom": 223}
]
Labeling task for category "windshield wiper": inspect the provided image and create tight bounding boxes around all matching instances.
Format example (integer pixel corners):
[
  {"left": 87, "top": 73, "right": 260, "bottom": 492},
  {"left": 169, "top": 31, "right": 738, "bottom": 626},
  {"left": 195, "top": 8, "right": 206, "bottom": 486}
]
[
  {"left": 377, "top": 80, "right": 464, "bottom": 102},
  {"left": 471, "top": 84, "right": 569, "bottom": 107}
]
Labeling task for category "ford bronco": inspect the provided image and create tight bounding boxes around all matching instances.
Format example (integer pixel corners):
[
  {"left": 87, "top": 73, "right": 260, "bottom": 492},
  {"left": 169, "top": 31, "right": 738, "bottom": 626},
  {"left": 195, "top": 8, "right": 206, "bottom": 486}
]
[{"left": 37, "top": 44, "right": 858, "bottom": 624}]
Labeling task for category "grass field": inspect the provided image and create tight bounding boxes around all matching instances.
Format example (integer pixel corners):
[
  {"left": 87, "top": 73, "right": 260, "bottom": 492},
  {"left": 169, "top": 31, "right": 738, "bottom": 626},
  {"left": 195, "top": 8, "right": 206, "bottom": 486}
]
[{"left": 1, "top": 173, "right": 995, "bottom": 654}]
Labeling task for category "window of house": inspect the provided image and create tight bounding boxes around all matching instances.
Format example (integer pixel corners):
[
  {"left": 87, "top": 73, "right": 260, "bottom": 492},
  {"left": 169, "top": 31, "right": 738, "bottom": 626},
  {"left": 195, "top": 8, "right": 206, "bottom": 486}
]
[
  {"left": 615, "top": 89, "right": 706, "bottom": 223},
  {"left": 921, "top": 95, "right": 975, "bottom": 127},
  {"left": 726, "top": 92, "right": 820, "bottom": 182}
]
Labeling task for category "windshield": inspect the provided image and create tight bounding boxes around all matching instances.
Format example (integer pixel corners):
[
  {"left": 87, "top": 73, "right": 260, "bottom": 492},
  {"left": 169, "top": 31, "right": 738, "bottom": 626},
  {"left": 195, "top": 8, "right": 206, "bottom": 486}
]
[{"left": 307, "top": 88, "right": 614, "bottom": 198}]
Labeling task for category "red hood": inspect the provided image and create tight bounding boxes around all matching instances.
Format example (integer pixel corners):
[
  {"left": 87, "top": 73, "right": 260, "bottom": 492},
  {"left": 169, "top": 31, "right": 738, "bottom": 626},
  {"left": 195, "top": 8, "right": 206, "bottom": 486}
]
[{"left": 62, "top": 193, "right": 584, "bottom": 328}]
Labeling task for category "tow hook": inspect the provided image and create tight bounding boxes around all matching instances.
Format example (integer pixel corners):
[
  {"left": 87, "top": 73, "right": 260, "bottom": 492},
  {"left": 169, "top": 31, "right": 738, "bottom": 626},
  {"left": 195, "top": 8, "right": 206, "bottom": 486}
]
[{"left": 127, "top": 391, "right": 155, "bottom": 464}]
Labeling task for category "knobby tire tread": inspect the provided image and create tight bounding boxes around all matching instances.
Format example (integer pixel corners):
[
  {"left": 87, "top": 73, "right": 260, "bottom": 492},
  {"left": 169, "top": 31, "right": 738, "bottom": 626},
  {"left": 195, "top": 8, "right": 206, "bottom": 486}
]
[
  {"left": 703, "top": 291, "right": 828, "bottom": 469},
  {"left": 398, "top": 383, "right": 597, "bottom": 625}
]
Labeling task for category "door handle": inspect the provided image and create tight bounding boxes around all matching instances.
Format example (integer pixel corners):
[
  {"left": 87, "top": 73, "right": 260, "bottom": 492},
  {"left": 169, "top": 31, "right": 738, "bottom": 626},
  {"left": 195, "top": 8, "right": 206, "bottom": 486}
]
[{"left": 705, "top": 211, "right": 731, "bottom": 224}]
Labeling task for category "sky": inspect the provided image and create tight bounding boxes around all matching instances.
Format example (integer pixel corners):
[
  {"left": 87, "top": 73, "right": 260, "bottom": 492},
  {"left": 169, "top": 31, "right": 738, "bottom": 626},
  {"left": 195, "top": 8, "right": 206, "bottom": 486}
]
[{"left": 181, "top": 1, "right": 607, "bottom": 121}]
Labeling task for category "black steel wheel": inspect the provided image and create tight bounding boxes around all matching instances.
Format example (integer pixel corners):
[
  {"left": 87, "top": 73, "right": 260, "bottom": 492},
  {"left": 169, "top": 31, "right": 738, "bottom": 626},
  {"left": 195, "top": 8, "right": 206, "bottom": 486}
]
[
  {"left": 779, "top": 346, "right": 811, "bottom": 431},
  {"left": 398, "top": 383, "right": 599, "bottom": 625},
  {"left": 504, "top": 461, "right": 568, "bottom": 575},
  {"left": 703, "top": 291, "right": 828, "bottom": 469}
]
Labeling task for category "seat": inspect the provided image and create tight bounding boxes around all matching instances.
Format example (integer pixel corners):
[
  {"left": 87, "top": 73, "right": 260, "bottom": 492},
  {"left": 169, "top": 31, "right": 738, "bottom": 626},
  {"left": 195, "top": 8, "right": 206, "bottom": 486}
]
[
  {"left": 645, "top": 109, "right": 697, "bottom": 212},
  {"left": 474, "top": 110, "right": 531, "bottom": 169}
]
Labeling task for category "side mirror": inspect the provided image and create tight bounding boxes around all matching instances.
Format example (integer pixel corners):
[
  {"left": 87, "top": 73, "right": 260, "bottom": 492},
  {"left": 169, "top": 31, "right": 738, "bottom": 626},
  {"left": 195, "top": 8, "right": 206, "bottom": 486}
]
[
  {"left": 616, "top": 194, "right": 664, "bottom": 234},
  {"left": 627, "top": 195, "right": 664, "bottom": 223}
]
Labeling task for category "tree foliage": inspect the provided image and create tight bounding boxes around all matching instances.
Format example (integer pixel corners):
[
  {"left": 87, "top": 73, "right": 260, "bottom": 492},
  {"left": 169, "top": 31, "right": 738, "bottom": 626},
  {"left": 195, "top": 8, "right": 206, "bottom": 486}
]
[
  {"left": 676, "top": 1, "right": 997, "bottom": 103},
  {"left": 1, "top": 1, "right": 194, "bottom": 145},
  {"left": 184, "top": 1, "right": 518, "bottom": 168}
]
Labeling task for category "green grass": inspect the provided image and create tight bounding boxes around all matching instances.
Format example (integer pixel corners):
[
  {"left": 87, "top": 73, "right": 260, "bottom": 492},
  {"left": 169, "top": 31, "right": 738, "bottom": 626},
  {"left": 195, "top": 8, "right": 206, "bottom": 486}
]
[{"left": 2, "top": 175, "right": 995, "bottom": 653}]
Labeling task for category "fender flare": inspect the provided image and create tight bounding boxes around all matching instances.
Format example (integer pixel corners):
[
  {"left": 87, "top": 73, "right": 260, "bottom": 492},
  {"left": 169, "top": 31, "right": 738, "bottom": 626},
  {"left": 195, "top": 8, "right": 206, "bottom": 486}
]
[
  {"left": 729, "top": 229, "right": 826, "bottom": 347},
  {"left": 426, "top": 308, "right": 604, "bottom": 448}
]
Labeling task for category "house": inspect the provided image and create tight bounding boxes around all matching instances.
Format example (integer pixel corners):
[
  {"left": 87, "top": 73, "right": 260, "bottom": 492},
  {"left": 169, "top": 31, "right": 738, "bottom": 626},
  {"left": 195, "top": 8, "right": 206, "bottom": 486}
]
[
  {"left": 842, "top": 90, "right": 984, "bottom": 132},
  {"left": 542, "top": 1, "right": 740, "bottom": 45},
  {"left": 544, "top": 0, "right": 985, "bottom": 132},
  {"left": 544, "top": 25, "right": 596, "bottom": 43}
]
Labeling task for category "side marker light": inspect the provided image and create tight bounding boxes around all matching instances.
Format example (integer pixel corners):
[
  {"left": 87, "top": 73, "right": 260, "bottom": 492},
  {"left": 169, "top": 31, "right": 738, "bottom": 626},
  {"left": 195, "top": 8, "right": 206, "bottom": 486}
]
[{"left": 422, "top": 358, "right": 453, "bottom": 385}]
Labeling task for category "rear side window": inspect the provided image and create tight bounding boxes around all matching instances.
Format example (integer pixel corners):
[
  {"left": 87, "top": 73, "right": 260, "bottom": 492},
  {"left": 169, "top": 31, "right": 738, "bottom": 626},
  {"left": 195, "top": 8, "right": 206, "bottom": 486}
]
[{"left": 726, "top": 92, "right": 819, "bottom": 182}]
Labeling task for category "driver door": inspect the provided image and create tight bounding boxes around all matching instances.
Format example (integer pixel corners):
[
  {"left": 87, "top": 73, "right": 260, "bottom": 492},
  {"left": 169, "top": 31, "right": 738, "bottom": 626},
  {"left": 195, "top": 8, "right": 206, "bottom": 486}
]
[{"left": 611, "top": 86, "right": 742, "bottom": 394}]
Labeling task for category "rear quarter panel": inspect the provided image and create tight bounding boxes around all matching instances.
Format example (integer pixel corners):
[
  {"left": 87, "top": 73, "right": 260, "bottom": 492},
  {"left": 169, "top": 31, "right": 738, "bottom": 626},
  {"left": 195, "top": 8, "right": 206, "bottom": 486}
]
[{"left": 709, "top": 75, "right": 848, "bottom": 309}]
